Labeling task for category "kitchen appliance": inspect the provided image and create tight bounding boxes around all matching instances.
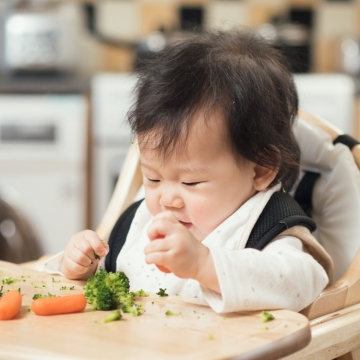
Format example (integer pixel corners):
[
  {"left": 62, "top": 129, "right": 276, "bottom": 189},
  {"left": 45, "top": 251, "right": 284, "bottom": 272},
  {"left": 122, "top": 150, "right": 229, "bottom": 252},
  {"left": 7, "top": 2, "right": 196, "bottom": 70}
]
[
  {"left": 91, "top": 73, "right": 137, "bottom": 229},
  {"left": 0, "top": 93, "right": 88, "bottom": 255},
  {"left": 0, "top": 0, "right": 80, "bottom": 75}
]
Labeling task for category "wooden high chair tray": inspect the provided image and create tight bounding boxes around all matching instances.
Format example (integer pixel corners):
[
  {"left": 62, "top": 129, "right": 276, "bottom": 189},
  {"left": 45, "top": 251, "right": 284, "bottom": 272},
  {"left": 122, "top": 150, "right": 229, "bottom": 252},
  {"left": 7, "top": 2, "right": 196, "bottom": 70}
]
[{"left": 0, "top": 260, "right": 310, "bottom": 360}]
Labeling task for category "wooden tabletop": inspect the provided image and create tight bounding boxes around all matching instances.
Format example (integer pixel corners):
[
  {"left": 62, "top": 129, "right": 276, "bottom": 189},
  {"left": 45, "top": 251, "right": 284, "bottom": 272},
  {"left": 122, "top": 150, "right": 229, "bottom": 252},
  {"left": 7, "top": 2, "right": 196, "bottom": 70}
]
[{"left": 0, "top": 260, "right": 311, "bottom": 360}]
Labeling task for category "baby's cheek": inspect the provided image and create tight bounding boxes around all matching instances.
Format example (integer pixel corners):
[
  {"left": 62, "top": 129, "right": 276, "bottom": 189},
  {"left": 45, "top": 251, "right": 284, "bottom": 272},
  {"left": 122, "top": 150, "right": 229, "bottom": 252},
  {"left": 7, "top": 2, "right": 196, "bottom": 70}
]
[
  {"left": 192, "top": 202, "right": 231, "bottom": 235},
  {"left": 191, "top": 205, "right": 218, "bottom": 234},
  {"left": 145, "top": 193, "right": 161, "bottom": 217}
]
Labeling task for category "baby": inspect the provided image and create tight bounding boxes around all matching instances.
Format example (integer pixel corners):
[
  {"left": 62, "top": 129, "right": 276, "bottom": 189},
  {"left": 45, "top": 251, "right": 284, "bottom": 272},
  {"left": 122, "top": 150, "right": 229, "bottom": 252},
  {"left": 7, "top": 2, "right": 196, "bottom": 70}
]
[{"left": 50, "top": 29, "right": 332, "bottom": 313}]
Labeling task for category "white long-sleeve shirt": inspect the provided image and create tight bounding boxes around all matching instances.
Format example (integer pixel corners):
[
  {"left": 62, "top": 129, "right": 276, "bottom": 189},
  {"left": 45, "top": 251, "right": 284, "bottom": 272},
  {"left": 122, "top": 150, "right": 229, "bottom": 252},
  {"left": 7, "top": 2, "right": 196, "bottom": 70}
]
[{"left": 44, "top": 185, "right": 330, "bottom": 314}]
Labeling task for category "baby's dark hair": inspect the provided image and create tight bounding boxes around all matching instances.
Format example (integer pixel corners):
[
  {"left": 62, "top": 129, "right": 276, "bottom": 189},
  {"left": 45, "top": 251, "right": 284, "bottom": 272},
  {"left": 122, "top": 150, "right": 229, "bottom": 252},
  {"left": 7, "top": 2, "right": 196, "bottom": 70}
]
[{"left": 128, "top": 29, "right": 300, "bottom": 191}]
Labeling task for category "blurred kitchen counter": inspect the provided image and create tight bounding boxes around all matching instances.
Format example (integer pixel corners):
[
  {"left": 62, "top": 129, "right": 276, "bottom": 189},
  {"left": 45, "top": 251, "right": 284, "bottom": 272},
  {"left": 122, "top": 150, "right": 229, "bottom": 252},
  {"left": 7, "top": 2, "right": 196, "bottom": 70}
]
[{"left": 0, "top": 74, "right": 91, "bottom": 94}]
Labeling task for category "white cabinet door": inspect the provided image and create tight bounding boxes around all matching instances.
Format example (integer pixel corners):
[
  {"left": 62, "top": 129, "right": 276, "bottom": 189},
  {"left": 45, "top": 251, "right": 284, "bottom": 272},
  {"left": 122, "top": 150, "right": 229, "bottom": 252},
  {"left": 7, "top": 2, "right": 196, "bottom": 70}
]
[{"left": 0, "top": 167, "right": 86, "bottom": 255}]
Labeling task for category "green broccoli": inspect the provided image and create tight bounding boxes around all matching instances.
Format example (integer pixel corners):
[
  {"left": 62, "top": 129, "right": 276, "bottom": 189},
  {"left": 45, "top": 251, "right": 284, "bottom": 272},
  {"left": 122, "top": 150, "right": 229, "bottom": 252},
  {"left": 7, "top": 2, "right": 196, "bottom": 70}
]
[
  {"left": 133, "top": 289, "right": 149, "bottom": 297},
  {"left": 122, "top": 303, "right": 144, "bottom": 317},
  {"left": 156, "top": 288, "right": 168, "bottom": 297},
  {"left": 83, "top": 268, "right": 131, "bottom": 311},
  {"left": 261, "top": 311, "right": 275, "bottom": 323},
  {"left": 102, "top": 310, "right": 122, "bottom": 323}
]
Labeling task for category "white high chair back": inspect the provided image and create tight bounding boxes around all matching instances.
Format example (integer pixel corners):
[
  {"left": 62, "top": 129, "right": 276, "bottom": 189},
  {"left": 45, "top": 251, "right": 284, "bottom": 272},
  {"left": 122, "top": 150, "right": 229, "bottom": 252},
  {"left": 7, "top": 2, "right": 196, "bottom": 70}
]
[{"left": 95, "top": 111, "right": 360, "bottom": 360}]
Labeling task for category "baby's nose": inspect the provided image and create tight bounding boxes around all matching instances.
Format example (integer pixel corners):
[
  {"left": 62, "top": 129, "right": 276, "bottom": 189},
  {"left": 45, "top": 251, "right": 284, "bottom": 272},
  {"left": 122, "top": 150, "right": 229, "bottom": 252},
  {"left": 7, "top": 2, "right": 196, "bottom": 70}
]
[{"left": 160, "top": 195, "right": 184, "bottom": 209}]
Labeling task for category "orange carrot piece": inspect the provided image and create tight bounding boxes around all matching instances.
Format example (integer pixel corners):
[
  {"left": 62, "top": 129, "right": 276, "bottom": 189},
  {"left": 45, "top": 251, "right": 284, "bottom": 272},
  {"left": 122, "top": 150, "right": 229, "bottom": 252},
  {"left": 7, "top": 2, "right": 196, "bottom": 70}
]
[
  {"left": 32, "top": 294, "right": 87, "bottom": 316},
  {"left": 0, "top": 290, "right": 22, "bottom": 320}
]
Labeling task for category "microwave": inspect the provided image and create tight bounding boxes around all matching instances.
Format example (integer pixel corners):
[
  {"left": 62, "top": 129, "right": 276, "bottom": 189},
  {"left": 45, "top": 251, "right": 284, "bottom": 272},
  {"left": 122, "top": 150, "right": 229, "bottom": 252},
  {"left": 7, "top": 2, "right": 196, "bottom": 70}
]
[{"left": 0, "top": 1, "right": 79, "bottom": 75}]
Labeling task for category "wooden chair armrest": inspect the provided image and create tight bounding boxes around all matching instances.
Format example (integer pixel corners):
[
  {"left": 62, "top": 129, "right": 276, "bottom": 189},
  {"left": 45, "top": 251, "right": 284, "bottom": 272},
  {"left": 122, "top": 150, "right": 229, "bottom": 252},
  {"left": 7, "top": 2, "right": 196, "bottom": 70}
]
[{"left": 302, "top": 247, "right": 360, "bottom": 320}]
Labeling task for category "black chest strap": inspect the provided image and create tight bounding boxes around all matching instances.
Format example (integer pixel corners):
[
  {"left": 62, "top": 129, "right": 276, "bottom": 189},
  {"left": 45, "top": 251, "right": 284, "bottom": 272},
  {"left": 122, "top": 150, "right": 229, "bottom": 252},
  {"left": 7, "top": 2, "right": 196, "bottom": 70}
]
[
  {"left": 105, "top": 199, "right": 143, "bottom": 273},
  {"left": 245, "top": 190, "right": 316, "bottom": 250},
  {"left": 105, "top": 191, "right": 316, "bottom": 272}
]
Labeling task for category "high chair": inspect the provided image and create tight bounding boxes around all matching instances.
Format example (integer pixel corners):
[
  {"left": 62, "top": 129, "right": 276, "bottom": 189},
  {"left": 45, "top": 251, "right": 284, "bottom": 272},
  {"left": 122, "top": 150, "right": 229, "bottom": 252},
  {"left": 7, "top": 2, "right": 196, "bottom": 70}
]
[{"left": 94, "top": 110, "right": 360, "bottom": 360}]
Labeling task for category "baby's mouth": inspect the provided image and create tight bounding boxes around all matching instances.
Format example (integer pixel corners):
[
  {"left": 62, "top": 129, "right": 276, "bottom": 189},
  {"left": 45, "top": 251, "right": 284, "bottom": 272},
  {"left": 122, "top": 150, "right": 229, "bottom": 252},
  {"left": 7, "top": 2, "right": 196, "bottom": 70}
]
[{"left": 179, "top": 220, "right": 192, "bottom": 229}]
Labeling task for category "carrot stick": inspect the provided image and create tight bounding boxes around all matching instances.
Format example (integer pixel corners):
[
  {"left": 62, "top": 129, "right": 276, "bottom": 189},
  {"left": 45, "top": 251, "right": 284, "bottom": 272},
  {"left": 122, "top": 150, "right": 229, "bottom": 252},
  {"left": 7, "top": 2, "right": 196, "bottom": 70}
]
[
  {"left": 0, "top": 290, "right": 22, "bottom": 320},
  {"left": 32, "top": 294, "right": 87, "bottom": 316}
]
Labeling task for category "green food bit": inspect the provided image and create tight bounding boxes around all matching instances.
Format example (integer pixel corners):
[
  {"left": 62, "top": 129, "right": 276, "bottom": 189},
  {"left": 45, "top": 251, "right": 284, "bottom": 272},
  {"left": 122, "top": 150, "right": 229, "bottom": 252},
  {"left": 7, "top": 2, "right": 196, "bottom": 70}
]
[
  {"left": 0, "top": 286, "right": 3, "bottom": 297},
  {"left": 122, "top": 303, "right": 144, "bottom": 317},
  {"left": 33, "top": 293, "right": 56, "bottom": 300},
  {"left": 31, "top": 282, "right": 46, "bottom": 288},
  {"left": 102, "top": 310, "right": 122, "bottom": 323},
  {"left": 165, "top": 310, "right": 181, "bottom": 316},
  {"left": 156, "top": 288, "right": 168, "bottom": 297},
  {"left": 52, "top": 278, "right": 61, "bottom": 283},
  {"left": 261, "top": 311, "right": 275, "bottom": 323},
  {"left": 60, "top": 286, "right": 67, "bottom": 290},
  {"left": 93, "top": 251, "right": 101, "bottom": 260},
  {"left": 133, "top": 289, "right": 149, "bottom": 297},
  {"left": 2, "top": 277, "right": 20, "bottom": 285},
  {"left": 208, "top": 334, "right": 214, "bottom": 340},
  {"left": 69, "top": 286, "right": 75, "bottom": 290}
]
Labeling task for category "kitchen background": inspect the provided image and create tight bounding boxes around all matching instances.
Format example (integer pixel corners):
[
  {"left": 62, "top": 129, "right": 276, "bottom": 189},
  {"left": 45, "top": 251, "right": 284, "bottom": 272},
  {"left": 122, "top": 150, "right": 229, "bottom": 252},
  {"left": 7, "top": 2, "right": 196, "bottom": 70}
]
[{"left": 0, "top": 0, "right": 359, "bottom": 263}]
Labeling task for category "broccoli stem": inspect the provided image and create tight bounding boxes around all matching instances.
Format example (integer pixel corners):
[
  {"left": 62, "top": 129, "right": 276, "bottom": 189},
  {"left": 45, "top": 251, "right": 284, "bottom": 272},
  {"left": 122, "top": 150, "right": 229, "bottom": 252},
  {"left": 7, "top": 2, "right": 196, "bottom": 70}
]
[{"left": 102, "top": 310, "right": 122, "bottom": 323}]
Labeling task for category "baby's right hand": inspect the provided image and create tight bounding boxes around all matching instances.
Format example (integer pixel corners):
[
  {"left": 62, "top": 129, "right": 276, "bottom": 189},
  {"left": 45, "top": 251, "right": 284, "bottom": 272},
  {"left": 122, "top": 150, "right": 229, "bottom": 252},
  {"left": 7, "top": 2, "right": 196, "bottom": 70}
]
[{"left": 60, "top": 230, "right": 109, "bottom": 280}]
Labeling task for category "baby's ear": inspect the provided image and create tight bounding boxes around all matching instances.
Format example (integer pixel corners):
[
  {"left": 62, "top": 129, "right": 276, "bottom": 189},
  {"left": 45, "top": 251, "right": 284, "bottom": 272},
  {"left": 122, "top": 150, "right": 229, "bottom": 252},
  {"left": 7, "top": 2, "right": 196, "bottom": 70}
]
[{"left": 252, "top": 164, "right": 278, "bottom": 191}]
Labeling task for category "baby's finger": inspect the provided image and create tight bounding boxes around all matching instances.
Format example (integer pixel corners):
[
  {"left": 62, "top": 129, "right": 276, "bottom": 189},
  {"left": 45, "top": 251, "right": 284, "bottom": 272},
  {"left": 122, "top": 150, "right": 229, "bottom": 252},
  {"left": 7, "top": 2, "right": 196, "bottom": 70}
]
[
  {"left": 148, "top": 218, "right": 175, "bottom": 241},
  {"left": 63, "top": 248, "right": 94, "bottom": 273},
  {"left": 144, "top": 237, "right": 170, "bottom": 254},
  {"left": 82, "top": 230, "right": 109, "bottom": 259},
  {"left": 153, "top": 211, "right": 178, "bottom": 224}
]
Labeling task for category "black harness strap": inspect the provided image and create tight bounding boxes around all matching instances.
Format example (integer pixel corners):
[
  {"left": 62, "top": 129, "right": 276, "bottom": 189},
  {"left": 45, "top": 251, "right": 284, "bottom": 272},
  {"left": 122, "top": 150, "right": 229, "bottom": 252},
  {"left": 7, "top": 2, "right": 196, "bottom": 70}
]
[
  {"left": 333, "top": 134, "right": 360, "bottom": 149},
  {"left": 245, "top": 190, "right": 316, "bottom": 250},
  {"left": 291, "top": 133, "right": 359, "bottom": 220},
  {"left": 294, "top": 171, "right": 321, "bottom": 218},
  {"left": 105, "top": 199, "right": 143, "bottom": 273}
]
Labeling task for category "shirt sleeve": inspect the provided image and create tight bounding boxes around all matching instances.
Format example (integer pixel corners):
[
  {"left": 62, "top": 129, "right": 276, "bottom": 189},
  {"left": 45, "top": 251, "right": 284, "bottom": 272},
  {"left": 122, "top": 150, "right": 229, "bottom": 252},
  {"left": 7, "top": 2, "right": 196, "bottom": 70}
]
[
  {"left": 201, "top": 236, "right": 329, "bottom": 313},
  {"left": 42, "top": 251, "right": 65, "bottom": 276}
]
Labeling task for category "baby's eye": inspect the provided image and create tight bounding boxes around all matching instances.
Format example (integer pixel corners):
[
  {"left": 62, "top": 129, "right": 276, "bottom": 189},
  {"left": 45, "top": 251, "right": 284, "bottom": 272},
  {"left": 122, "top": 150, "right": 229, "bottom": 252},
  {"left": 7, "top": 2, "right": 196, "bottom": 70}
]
[
  {"left": 182, "top": 182, "right": 200, "bottom": 187},
  {"left": 147, "top": 178, "right": 160, "bottom": 183}
]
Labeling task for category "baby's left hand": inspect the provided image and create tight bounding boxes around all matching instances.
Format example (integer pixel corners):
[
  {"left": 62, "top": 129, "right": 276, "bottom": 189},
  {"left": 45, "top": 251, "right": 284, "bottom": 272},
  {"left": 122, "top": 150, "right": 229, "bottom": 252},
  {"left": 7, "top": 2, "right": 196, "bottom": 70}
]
[{"left": 145, "top": 211, "right": 209, "bottom": 279}]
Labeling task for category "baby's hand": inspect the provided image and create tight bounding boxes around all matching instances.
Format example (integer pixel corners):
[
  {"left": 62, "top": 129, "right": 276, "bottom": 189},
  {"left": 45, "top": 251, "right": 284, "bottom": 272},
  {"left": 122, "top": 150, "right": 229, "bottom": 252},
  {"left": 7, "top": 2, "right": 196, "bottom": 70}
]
[
  {"left": 145, "top": 211, "right": 209, "bottom": 279},
  {"left": 61, "top": 230, "right": 109, "bottom": 280}
]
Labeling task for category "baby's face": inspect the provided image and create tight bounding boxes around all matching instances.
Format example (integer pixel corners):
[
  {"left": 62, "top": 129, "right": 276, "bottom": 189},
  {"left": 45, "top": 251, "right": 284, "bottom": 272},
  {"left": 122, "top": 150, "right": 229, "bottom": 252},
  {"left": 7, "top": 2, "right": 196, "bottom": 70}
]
[{"left": 139, "top": 111, "right": 257, "bottom": 241}]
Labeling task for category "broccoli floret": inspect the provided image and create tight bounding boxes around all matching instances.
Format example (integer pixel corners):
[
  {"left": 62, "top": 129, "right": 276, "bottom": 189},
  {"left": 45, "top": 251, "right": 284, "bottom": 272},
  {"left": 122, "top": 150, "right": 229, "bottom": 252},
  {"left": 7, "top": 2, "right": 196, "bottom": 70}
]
[
  {"left": 102, "top": 310, "right": 122, "bottom": 323},
  {"left": 134, "top": 289, "right": 149, "bottom": 297},
  {"left": 156, "top": 288, "right": 168, "bottom": 297},
  {"left": 83, "top": 269, "right": 131, "bottom": 311},
  {"left": 261, "top": 311, "right": 275, "bottom": 323},
  {"left": 122, "top": 303, "right": 144, "bottom": 317}
]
